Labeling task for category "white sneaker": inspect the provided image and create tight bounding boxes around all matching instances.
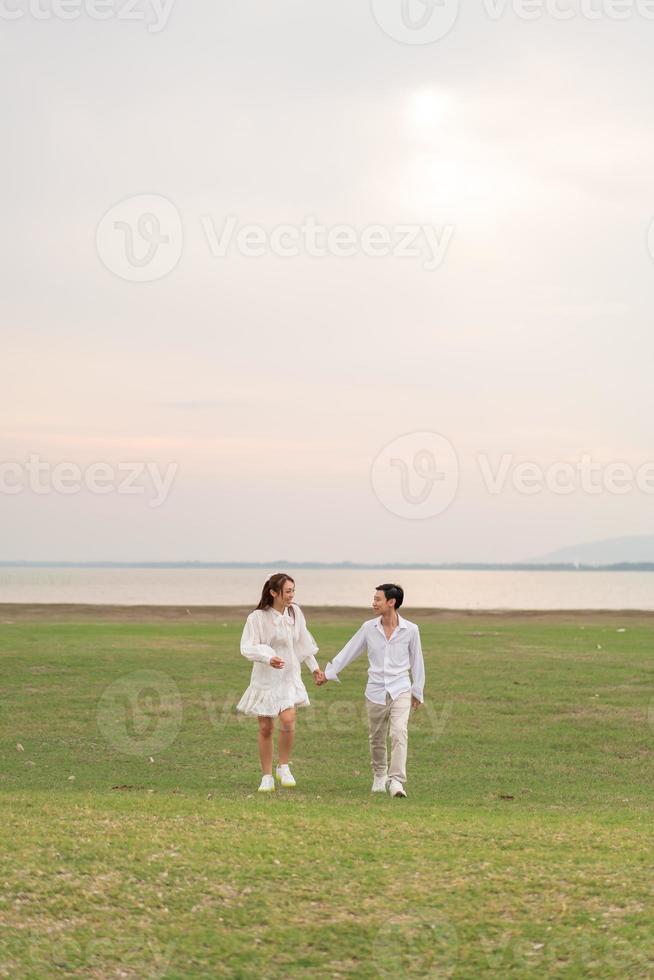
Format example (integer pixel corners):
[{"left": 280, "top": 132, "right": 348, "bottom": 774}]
[
  {"left": 258, "top": 774, "right": 275, "bottom": 793},
  {"left": 275, "top": 764, "right": 296, "bottom": 788},
  {"left": 387, "top": 778, "right": 407, "bottom": 798},
  {"left": 372, "top": 773, "right": 388, "bottom": 793}
]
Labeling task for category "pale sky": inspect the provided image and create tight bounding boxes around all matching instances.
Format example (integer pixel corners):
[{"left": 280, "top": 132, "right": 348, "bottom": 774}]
[{"left": 2, "top": 1, "right": 654, "bottom": 563}]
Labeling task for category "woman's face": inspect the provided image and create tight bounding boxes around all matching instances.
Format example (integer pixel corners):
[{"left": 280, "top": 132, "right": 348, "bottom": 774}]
[{"left": 272, "top": 579, "right": 295, "bottom": 607}]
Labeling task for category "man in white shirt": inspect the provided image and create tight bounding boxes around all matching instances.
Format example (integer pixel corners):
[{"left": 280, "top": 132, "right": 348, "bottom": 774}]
[{"left": 319, "top": 584, "right": 425, "bottom": 798}]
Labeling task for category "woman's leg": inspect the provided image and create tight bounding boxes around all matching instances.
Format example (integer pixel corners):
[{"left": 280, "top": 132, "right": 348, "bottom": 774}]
[
  {"left": 257, "top": 716, "right": 274, "bottom": 774},
  {"left": 277, "top": 706, "right": 296, "bottom": 765}
]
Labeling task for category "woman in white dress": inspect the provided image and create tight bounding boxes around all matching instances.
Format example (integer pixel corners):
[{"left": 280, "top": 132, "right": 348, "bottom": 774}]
[{"left": 237, "top": 572, "right": 324, "bottom": 792}]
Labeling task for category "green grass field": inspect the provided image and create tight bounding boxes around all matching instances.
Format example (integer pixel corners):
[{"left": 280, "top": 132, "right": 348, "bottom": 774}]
[{"left": 1, "top": 608, "right": 654, "bottom": 978}]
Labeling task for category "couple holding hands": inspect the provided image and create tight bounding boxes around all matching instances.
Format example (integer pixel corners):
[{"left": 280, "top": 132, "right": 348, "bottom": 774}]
[{"left": 236, "top": 572, "right": 426, "bottom": 797}]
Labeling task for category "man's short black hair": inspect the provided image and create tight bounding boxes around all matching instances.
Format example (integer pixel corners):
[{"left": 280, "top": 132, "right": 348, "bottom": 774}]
[{"left": 376, "top": 583, "right": 404, "bottom": 610}]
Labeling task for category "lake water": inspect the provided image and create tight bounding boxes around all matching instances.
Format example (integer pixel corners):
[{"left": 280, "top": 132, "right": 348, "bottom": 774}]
[{"left": 0, "top": 566, "right": 652, "bottom": 610}]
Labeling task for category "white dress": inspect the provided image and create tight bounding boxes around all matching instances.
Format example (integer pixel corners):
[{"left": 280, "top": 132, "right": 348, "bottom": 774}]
[{"left": 236, "top": 604, "right": 320, "bottom": 717}]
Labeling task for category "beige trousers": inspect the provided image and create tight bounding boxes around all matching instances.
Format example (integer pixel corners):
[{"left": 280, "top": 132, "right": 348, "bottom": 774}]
[{"left": 365, "top": 691, "right": 412, "bottom": 786}]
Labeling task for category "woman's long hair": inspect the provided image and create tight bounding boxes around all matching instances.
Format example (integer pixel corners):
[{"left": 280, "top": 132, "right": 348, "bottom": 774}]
[{"left": 256, "top": 572, "right": 296, "bottom": 620}]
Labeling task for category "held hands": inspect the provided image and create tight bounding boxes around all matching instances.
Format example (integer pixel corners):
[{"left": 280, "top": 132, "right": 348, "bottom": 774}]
[{"left": 270, "top": 658, "right": 324, "bottom": 683}]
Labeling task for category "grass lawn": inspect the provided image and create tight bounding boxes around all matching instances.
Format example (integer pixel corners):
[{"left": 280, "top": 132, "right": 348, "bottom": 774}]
[{"left": 1, "top": 606, "right": 653, "bottom": 978}]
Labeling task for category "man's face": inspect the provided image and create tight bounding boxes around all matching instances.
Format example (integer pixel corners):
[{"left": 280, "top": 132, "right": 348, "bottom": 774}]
[{"left": 372, "top": 590, "right": 394, "bottom": 614}]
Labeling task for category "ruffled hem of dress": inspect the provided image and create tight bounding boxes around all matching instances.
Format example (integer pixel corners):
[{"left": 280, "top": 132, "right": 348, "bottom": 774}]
[{"left": 236, "top": 685, "right": 311, "bottom": 717}]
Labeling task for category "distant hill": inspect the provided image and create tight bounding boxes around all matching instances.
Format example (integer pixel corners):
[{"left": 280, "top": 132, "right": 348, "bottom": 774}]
[
  {"left": 526, "top": 535, "right": 654, "bottom": 566},
  {"left": 2, "top": 554, "right": 654, "bottom": 571}
]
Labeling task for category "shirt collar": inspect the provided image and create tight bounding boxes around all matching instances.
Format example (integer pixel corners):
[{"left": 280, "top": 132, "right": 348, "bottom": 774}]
[
  {"left": 375, "top": 614, "right": 408, "bottom": 634},
  {"left": 270, "top": 606, "right": 292, "bottom": 621}
]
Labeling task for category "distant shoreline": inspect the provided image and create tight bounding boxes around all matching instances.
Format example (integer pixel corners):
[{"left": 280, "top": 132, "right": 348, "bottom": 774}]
[
  {"left": 2, "top": 561, "right": 654, "bottom": 572},
  {"left": 2, "top": 603, "right": 654, "bottom": 625}
]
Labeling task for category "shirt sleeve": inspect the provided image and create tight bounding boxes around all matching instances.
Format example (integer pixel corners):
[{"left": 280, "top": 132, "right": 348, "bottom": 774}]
[
  {"left": 292, "top": 604, "right": 320, "bottom": 673},
  {"left": 408, "top": 626, "right": 425, "bottom": 702},
  {"left": 240, "top": 612, "right": 276, "bottom": 664},
  {"left": 324, "top": 623, "right": 367, "bottom": 683}
]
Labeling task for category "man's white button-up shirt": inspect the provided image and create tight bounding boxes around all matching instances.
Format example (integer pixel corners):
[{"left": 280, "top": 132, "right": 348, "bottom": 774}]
[{"left": 324, "top": 614, "right": 425, "bottom": 705}]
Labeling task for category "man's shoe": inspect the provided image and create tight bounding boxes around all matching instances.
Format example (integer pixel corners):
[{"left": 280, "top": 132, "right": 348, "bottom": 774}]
[
  {"left": 258, "top": 774, "right": 275, "bottom": 793},
  {"left": 372, "top": 773, "right": 389, "bottom": 793},
  {"left": 387, "top": 778, "right": 407, "bottom": 798},
  {"left": 275, "top": 764, "right": 296, "bottom": 788}
]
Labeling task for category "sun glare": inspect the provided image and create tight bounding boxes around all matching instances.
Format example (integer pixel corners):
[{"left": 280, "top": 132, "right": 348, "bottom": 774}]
[
  {"left": 406, "top": 89, "right": 455, "bottom": 132},
  {"left": 402, "top": 89, "right": 529, "bottom": 220}
]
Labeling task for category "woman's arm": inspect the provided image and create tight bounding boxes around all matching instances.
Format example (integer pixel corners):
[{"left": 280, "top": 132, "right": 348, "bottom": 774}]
[
  {"left": 240, "top": 612, "right": 277, "bottom": 664},
  {"left": 408, "top": 626, "right": 425, "bottom": 703},
  {"left": 292, "top": 604, "right": 321, "bottom": 674}
]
